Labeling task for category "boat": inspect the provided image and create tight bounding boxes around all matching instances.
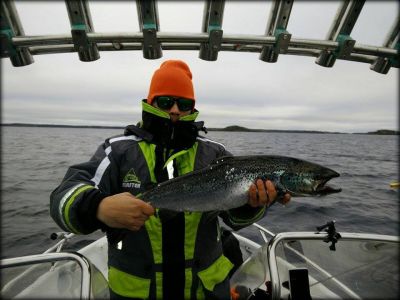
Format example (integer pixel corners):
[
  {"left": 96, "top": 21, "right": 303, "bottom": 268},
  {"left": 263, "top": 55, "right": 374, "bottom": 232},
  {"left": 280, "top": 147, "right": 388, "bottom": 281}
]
[
  {"left": 1, "top": 0, "right": 399, "bottom": 299},
  {"left": 1, "top": 221, "right": 399, "bottom": 299}
]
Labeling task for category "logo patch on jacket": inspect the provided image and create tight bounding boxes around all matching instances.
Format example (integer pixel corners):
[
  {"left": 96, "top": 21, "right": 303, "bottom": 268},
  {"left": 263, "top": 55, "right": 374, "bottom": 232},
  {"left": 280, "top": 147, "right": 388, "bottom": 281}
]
[{"left": 122, "top": 169, "right": 141, "bottom": 189}]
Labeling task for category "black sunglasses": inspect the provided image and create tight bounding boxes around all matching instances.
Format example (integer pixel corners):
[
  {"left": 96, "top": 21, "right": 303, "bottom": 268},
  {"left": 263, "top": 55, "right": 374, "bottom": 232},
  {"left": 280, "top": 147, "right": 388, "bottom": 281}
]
[{"left": 154, "top": 96, "right": 194, "bottom": 112}]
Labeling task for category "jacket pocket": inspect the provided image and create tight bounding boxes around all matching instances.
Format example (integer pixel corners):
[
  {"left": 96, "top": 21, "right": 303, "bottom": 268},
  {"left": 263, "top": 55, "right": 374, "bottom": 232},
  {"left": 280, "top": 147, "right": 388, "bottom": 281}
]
[
  {"left": 197, "top": 255, "right": 234, "bottom": 292},
  {"left": 108, "top": 266, "right": 151, "bottom": 299}
]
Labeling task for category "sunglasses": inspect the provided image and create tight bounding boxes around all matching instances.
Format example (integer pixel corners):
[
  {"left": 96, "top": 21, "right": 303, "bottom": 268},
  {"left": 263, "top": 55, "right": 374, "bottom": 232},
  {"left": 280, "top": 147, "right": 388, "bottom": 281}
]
[{"left": 154, "top": 96, "right": 194, "bottom": 112}]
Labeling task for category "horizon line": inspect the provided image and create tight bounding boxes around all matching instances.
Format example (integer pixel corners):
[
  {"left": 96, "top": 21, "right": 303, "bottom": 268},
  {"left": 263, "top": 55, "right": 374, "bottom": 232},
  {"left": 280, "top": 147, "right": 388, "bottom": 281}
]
[{"left": 1, "top": 122, "right": 398, "bottom": 135}]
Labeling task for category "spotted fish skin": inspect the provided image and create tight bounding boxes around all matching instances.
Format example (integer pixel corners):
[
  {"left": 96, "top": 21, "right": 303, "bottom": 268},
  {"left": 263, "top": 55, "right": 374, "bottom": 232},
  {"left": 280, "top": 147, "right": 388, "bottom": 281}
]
[{"left": 140, "top": 155, "right": 341, "bottom": 212}]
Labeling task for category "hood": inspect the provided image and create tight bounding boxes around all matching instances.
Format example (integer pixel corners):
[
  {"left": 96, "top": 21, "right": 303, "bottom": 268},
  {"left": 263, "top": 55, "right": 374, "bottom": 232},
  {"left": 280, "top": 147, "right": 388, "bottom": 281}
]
[{"left": 125, "top": 100, "right": 206, "bottom": 150}]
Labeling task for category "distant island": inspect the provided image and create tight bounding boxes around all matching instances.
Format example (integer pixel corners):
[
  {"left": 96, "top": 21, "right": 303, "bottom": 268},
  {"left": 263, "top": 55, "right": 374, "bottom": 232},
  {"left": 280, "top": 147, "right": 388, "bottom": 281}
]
[
  {"left": 213, "top": 126, "right": 399, "bottom": 135},
  {"left": 363, "top": 129, "right": 399, "bottom": 135},
  {"left": 207, "top": 125, "right": 343, "bottom": 134},
  {"left": 1, "top": 123, "right": 398, "bottom": 135}
]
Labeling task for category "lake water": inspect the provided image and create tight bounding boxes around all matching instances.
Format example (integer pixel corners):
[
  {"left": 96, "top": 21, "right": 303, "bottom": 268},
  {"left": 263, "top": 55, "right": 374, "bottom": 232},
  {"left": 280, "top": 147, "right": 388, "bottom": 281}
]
[{"left": 1, "top": 126, "right": 398, "bottom": 258}]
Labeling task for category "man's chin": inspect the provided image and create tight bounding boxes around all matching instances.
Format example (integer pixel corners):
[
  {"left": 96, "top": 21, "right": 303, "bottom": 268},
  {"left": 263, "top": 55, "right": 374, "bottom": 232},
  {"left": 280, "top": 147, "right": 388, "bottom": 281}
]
[{"left": 170, "top": 116, "right": 180, "bottom": 123}]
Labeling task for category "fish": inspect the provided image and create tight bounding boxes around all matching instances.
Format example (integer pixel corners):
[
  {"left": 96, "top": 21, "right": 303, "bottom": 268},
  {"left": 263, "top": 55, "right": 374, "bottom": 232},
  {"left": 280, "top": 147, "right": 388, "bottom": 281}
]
[{"left": 140, "top": 155, "right": 341, "bottom": 212}]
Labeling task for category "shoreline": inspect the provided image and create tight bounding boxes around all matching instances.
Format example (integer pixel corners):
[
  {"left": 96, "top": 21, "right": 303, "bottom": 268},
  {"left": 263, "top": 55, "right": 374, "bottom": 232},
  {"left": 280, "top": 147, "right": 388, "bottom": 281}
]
[{"left": 1, "top": 123, "right": 398, "bottom": 135}]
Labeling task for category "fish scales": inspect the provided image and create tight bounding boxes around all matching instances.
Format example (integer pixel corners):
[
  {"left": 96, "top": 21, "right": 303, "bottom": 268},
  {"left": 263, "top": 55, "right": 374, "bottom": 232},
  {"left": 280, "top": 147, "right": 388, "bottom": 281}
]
[{"left": 140, "top": 155, "right": 341, "bottom": 212}]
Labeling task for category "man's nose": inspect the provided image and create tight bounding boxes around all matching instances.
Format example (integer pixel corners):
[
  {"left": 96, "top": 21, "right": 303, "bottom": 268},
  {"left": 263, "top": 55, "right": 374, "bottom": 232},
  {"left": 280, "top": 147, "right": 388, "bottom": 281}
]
[{"left": 169, "top": 102, "right": 180, "bottom": 114}]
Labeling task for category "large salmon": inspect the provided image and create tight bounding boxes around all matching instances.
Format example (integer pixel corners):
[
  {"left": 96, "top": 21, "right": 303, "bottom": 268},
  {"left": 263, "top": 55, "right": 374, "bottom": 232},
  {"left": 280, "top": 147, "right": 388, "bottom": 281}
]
[{"left": 140, "top": 155, "right": 341, "bottom": 212}]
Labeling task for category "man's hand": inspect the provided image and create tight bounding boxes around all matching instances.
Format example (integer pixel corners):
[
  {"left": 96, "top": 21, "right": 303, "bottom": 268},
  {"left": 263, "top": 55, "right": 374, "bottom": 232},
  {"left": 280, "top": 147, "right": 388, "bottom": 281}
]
[
  {"left": 248, "top": 179, "right": 291, "bottom": 208},
  {"left": 96, "top": 192, "right": 155, "bottom": 231}
]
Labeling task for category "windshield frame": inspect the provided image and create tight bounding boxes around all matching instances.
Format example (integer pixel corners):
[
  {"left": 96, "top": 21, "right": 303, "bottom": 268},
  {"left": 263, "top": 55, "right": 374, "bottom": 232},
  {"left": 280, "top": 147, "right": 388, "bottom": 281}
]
[{"left": 267, "top": 232, "right": 399, "bottom": 300}]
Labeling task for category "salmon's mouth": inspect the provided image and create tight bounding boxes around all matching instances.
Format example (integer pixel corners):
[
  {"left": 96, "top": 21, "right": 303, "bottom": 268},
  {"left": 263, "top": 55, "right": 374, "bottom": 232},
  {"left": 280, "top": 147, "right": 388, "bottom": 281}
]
[{"left": 315, "top": 179, "right": 342, "bottom": 195}]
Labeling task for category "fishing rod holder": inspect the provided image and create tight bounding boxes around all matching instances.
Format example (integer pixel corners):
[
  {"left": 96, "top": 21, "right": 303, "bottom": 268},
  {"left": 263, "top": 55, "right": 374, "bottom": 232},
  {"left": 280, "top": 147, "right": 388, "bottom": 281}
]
[
  {"left": 65, "top": 0, "right": 100, "bottom": 62},
  {"left": 0, "top": 1, "right": 33, "bottom": 66},
  {"left": 136, "top": 0, "right": 162, "bottom": 59},
  {"left": 199, "top": 0, "right": 225, "bottom": 61},
  {"left": 260, "top": 0, "right": 293, "bottom": 63},
  {"left": 316, "top": 220, "right": 341, "bottom": 251},
  {"left": 316, "top": 0, "right": 364, "bottom": 68}
]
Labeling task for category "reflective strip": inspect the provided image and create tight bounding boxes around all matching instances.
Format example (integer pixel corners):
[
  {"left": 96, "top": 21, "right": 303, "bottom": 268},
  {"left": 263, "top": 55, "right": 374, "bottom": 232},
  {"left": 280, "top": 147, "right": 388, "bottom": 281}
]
[
  {"left": 162, "top": 149, "right": 189, "bottom": 169},
  {"left": 138, "top": 142, "right": 157, "bottom": 183},
  {"left": 145, "top": 215, "right": 163, "bottom": 298},
  {"left": 184, "top": 213, "right": 201, "bottom": 299},
  {"left": 184, "top": 212, "right": 202, "bottom": 260},
  {"left": 64, "top": 185, "right": 95, "bottom": 233},
  {"left": 175, "top": 143, "right": 198, "bottom": 176},
  {"left": 58, "top": 183, "right": 86, "bottom": 230},
  {"left": 109, "top": 135, "right": 142, "bottom": 144},
  {"left": 166, "top": 159, "right": 174, "bottom": 179},
  {"left": 105, "top": 146, "right": 111, "bottom": 156},
  {"left": 197, "top": 283, "right": 205, "bottom": 300},
  {"left": 91, "top": 156, "right": 110, "bottom": 187},
  {"left": 92, "top": 135, "right": 141, "bottom": 186},
  {"left": 140, "top": 141, "right": 163, "bottom": 297},
  {"left": 184, "top": 268, "right": 192, "bottom": 300},
  {"left": 162, "top": 148, "right": 196, "bottom": 179},
  {"left": 144, "top": 215, "right": 163, "bottom": 264},
  {"left": 197, "top": 255, "right": 234, "bottom": 291},
  {"left": 196, "top": 137, "right": 226, "bottom": 150},
  {"left": 156, "top": 272, "right": 163, "bottom": 299},
  {"left": 177, "top": 147, "right": 200, "bottom": 298},
  {"left": 108, "top": 266, "right": 150, "bottom": 299}
]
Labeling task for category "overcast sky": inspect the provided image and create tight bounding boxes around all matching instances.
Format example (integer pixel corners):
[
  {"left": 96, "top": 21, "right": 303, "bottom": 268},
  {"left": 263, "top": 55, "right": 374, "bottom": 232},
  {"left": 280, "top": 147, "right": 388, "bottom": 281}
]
[{"left": 2, "top": 1, "right": 399, "bottom": 133}]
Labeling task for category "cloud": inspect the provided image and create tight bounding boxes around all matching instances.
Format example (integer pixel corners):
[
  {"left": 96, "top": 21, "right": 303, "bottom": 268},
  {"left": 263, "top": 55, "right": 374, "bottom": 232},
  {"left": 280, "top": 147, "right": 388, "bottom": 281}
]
[{"left": 2, "top": 1, "right": 399, "bottom": 133}]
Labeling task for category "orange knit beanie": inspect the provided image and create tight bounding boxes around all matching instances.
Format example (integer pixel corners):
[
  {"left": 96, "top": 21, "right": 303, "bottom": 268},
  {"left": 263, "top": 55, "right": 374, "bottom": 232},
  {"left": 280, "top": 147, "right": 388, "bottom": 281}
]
[{"left": 147, "top": 60, "right": 195, "bottom": 104}]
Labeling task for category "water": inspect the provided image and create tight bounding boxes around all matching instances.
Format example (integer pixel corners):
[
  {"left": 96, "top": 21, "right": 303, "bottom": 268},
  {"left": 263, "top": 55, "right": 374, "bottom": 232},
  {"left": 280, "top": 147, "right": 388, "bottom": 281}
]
[{"left": 1, "top": 126, "right": 398, "bottom": 258}]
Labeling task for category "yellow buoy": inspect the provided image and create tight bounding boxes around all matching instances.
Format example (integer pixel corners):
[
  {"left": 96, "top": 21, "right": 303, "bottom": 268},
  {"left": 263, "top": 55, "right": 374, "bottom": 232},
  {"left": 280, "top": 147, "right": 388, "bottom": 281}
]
[{"left": 390, "top": 182, "right": 400, "bottom": 188}]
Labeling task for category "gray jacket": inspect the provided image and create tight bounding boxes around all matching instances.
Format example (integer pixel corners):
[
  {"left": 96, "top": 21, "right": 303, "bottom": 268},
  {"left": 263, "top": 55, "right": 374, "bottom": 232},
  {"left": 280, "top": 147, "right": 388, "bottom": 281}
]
[{"left": 50, "top": 121, "right": 266, "bottom": 300}]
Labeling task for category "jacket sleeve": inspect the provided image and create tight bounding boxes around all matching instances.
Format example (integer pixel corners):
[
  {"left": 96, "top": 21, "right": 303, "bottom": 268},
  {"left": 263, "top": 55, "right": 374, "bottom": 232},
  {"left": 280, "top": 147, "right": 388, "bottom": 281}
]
[
  {"left": 220, "top": 205, "right": 266, "bottom": 231},
  {"left": 50, "top": 140, "right": 120, "bottom": 234},
  {"left": 217, "top": 149, "right": 267, "bottom": 231}
]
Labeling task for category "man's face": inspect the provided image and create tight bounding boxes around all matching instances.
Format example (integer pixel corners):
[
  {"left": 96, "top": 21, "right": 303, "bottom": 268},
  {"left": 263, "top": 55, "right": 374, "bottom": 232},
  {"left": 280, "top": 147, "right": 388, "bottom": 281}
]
[{"left": 152, "top": 96, "right": 194, "bottom": 123}]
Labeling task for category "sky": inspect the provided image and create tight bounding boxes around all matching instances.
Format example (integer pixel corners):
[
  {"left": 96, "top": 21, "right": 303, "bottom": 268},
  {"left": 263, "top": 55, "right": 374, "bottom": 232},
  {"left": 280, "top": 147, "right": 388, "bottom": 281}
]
[{"left": 2, "top": 1, "right": 399, "bottom": 133}]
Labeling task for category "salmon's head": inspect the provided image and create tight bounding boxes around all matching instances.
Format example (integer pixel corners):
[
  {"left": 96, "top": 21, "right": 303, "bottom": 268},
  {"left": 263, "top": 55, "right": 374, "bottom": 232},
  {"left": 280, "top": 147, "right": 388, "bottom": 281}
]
[{"left": 279, "top": 166, "right": 342, "bottom": 196}]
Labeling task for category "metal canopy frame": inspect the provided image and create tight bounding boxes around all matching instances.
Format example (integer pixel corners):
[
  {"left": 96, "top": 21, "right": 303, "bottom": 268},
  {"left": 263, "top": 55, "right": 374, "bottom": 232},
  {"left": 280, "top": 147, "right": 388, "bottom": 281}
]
[
  {"left": 260, "top": 0, "right": 293, "bottom": 62},
  {"left": 1, "top": 0, "right": 399, "bottom": 74}
]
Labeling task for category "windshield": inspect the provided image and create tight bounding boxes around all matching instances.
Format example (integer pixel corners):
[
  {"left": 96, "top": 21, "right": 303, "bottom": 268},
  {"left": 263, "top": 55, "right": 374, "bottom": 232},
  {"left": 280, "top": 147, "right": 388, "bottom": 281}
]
[
  {"left": 231, "top": 234, "right": 399, "bottom": 300},
  {"left": 276, "top": 236, "right": 399, "bottom": 299}
]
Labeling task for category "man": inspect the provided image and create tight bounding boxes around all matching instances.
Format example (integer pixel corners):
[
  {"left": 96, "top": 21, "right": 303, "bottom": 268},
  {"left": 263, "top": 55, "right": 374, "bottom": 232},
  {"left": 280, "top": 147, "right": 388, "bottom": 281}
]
[{"left": 50, "top": 60, "right": 290, "bottom": 300}]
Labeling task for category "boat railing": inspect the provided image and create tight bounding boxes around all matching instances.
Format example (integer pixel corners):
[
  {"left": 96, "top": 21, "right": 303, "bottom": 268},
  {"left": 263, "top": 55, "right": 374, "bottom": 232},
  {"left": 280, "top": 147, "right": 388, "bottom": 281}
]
[
  {"left": 1, "top": 252, "right": 92, "bottom": 299},
  {"left": 0, "top": 231, "right": 111, "bottom": 299},
  {"left": 1, "top": 0, "right": 399, "bottom": 73},
  {"left": 1, "top": 232, "right": 75, "bottom": 293},
  {"left": 253, "top": 222, "right": 276, "bottom": 243}
]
